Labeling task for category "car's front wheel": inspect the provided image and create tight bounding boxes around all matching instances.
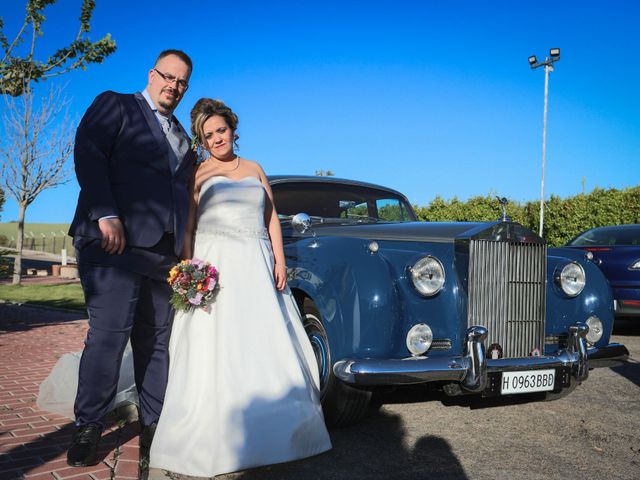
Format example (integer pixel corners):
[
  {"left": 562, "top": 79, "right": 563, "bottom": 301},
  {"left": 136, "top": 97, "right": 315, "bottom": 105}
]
[{"left": 302, "top": 298, "right": 372, "bottom": 427}]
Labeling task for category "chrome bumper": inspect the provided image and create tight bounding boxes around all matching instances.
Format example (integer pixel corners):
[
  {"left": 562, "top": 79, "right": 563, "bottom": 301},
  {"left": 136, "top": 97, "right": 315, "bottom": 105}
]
[{"left": 333, "top": 323, "right": 630, "bottom": 390}]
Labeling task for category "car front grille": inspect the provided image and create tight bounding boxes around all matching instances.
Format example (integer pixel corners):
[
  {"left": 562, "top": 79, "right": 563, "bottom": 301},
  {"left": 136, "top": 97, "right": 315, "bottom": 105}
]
[{"left": 467, "top": 239, "right": 547, "bottom": 358}]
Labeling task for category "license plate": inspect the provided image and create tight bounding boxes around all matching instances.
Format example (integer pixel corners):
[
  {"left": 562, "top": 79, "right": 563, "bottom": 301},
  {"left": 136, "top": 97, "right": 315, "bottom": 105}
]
[{"left": 501, "top": 369, "right": 555, "bottom": 394}]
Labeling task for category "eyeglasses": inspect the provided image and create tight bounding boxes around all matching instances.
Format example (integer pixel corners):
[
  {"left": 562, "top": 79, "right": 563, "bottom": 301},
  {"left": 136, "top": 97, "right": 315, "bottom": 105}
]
[{"left": 153, "top": 68, "right": 189, "bottom": 90}]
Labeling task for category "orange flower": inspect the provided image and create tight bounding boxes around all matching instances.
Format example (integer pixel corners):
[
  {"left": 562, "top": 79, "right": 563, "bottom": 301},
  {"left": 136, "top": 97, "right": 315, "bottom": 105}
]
[{"left": 167, "top": 266, "right": 180, "bottom": 284}]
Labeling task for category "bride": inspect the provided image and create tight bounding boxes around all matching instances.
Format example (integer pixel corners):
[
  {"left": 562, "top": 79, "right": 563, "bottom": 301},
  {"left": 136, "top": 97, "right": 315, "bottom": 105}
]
[{"left": 148, "top": 98, "right": 332, "bottom": 476}]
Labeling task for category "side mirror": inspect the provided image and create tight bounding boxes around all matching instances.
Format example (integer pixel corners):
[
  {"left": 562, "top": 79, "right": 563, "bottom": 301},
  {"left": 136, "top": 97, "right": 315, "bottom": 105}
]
[{"left": 292, "top": 213, "right": 313, "bottom": 235}]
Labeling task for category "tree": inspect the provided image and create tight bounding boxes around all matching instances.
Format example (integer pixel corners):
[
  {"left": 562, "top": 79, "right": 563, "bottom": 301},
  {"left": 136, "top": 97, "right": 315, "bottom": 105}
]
[
  {"left": 0, "top": 0, "right": 116, "bottom": 96},
  {"left": 0, "top": 0, "right": 115, "bottom": 284},
  {"left": 1, "top": 85, "right": 74, "bottom": 284}
]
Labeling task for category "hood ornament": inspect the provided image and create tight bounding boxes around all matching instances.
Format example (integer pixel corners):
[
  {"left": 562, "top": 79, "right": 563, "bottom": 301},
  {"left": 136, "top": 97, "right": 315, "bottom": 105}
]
[{"left": 496, "top": 196, "right": 511, "bottom": 222}]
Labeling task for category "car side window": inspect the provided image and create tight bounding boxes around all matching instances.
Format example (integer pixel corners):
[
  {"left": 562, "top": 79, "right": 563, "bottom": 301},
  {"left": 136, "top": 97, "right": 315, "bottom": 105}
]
[
  {"left": 340, "top": 201, "right": 369, "bottom": 219},
  {"left": 377, "top": 198, "right": 408, "bottom": 221},
  {"left": 270, "top": 181, "right": 417, "bottom": 222}
]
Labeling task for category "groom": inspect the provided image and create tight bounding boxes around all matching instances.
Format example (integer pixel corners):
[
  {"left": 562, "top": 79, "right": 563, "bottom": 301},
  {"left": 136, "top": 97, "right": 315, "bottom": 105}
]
[{"left": 67, "top": 50, "right": 195, "bottom": 467}]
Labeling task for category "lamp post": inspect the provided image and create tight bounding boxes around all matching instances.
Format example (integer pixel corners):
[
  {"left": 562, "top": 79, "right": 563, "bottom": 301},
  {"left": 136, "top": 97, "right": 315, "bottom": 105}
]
[{"left": 528, "top": 48, "right": 560, "bottom": 237}]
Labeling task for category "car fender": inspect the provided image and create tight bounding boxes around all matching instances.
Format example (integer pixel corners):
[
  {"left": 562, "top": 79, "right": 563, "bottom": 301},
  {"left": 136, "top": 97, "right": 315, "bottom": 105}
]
[{"left": 286, "top": 235, "right": 401, "bottom": 361}]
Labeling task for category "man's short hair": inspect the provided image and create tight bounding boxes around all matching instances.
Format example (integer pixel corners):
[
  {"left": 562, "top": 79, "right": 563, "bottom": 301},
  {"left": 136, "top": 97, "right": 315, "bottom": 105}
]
[{"left": 155, "top": 49, "right": 193, "bottom": 72}]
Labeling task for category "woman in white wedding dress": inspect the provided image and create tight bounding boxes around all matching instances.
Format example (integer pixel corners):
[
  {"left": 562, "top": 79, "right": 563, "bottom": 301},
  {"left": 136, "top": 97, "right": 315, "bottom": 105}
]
[{"left": 148, "top": 98, "right": 331, "bottom": 477}]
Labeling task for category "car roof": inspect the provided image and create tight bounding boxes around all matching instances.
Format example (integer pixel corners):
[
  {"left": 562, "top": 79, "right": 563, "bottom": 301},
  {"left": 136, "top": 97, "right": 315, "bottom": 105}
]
[
  {"left": 567, "top": 224, "right": 640, "bottom": 246},
  {"left": 580, "top": 224, "right": 640, "bottom": 235},
  {"left": 267, "top": 175, "right": 408, "bottom": 198}
]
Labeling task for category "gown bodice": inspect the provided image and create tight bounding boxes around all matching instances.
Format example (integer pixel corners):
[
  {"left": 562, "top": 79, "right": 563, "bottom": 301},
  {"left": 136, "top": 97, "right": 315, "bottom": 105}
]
[{"left": 196, "top": 176, "right": 267, "bottom": 236}]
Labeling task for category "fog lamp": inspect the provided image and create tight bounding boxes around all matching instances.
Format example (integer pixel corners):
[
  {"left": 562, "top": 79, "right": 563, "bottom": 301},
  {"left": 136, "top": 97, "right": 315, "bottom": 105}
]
[
  {"left": 406, "top": 323, "right": 433, "bottom": 356},
  {"left": 585, "top": 316, "right": 603, "bottom": 345}
]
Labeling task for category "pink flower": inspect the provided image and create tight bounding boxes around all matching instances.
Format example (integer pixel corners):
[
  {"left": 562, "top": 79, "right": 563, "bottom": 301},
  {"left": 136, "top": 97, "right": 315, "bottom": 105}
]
[
  {"left": 191, "top": 258, "right": 204, "bottom": 269},
  {"left": 189, "top": 292, "right": 203, "bottom": 305}
]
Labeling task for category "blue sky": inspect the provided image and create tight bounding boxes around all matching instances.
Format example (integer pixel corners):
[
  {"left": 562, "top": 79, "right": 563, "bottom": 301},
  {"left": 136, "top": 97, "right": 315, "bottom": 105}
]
[{"left": 1, "top": 0, "right": 639, "bottom": 223}]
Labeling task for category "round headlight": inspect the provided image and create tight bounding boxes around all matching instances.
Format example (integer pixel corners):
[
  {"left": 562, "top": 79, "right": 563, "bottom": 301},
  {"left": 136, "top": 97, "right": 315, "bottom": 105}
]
[
  {"left": 585, "top": 316, "right": 603, "bottom": 345},
  {"left": 406, "top": 323, "right": 433, "bottom": 356},
  {"left": 410, "top": 256, "right": 445, "bottom": 297},
  {"left": 558, "top": 262, "right": 586, "bottom": 297}
]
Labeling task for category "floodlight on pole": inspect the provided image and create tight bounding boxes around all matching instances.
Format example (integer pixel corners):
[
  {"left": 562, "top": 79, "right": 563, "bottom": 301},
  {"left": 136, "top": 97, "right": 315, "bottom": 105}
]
[{"left": 528, "top": 48, "right": 560, "bottom": 237}]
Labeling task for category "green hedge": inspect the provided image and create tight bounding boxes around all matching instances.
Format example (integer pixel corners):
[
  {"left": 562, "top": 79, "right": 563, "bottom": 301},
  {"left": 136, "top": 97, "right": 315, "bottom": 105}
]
[{"left": 414, "top": 186, "right": 640, "bottom": 247}]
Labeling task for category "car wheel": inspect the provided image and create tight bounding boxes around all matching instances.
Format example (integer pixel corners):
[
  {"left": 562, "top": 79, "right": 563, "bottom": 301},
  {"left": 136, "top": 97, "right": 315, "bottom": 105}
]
[{"left": 302, "top": 298, "right": 372, "bottom": 427}]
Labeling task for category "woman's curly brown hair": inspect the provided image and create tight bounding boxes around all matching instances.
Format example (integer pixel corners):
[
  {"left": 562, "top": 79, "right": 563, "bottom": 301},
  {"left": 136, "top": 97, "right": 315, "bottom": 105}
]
[{"left": 190, "top": 98, "right": 240, "bottom": 149}]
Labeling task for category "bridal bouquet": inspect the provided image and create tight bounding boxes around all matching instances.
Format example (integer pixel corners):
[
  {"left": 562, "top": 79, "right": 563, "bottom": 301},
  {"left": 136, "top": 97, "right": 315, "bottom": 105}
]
[{"left": 167, "top": 259, "right": 219, "bottom": 311}]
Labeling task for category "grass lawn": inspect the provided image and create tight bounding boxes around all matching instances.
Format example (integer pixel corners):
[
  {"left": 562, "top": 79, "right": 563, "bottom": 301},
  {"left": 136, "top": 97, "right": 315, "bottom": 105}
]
[
  {"left": 0, "top": 222, "right": 71, "bottom": 237},
  {"left": 0, "top": 283, "right": 86, "bottom": 311}
]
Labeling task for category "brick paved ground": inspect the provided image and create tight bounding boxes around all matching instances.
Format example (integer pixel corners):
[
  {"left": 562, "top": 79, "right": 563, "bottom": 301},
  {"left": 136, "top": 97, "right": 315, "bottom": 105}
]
[{"left": 0, "top": 304, "right": 141, "bottom": 480}]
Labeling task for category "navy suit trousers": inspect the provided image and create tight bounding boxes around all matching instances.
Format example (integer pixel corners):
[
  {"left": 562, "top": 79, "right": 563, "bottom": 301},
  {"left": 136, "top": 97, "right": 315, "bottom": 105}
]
[{"left": 74, "top": 235, "right": 176, "bottom": 427}]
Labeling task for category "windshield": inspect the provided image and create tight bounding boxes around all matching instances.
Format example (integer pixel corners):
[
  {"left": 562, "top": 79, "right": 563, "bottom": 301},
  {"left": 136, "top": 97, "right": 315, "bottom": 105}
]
[
  {"left": 568, "top": 226, "right": 640, "bottom": 246},
  {"left": 271, "top": 182, "right": 416, "bottom": 222}
]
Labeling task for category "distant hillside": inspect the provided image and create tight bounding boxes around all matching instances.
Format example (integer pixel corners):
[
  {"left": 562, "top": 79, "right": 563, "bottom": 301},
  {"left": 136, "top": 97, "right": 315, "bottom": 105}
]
[{"left": 0, "top": 223, "right": 72, "bottom": 254}]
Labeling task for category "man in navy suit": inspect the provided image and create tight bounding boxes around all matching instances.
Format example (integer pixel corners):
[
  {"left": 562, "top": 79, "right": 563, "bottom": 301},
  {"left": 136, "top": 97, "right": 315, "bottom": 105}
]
[{"left": 67, "top": 50, "right": 195, "bottom": 468}]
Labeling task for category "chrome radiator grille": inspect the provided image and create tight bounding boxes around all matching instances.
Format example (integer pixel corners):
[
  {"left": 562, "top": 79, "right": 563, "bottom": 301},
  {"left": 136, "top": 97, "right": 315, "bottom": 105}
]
[{"left": 467, "top": 240, "right": 547, "bottom": 358}]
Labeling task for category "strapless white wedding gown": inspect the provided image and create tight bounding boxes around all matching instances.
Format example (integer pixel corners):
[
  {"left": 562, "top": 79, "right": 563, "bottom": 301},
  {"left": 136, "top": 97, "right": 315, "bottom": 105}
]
[{"left": 149, "top": 176, "right": 331, "bottom": 477}]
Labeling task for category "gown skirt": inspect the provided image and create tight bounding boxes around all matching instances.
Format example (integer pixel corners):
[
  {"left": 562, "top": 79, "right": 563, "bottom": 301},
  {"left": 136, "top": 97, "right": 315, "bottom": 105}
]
[{"left": 148, "top": 176, "right": 331, "bottom": 476}]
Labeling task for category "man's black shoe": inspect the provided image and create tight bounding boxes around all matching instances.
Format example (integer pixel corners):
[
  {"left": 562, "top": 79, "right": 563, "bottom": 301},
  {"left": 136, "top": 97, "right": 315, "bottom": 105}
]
[
  {"left": 67, "top": 423, "right": 103, "bottom": 467},
  {"left": 139, "top": 422, "right": 157, "bottom": 480}
]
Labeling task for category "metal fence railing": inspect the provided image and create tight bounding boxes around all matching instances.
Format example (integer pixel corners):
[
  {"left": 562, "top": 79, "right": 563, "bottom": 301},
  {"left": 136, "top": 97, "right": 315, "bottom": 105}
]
[{"left": 0, "top": 230, "right": 73, "bottom": 256}]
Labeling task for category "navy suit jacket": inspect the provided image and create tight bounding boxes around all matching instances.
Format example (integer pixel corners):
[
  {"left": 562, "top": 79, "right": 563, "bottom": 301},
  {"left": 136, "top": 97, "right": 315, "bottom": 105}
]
[{"left": 69, "top": 91, "right": 194, "bottom": 257}]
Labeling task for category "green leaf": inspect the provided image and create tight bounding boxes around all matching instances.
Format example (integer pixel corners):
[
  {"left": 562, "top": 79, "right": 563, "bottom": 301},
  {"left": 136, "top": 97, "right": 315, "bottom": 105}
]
[
  {"left": 1, "top": 0, "right": 116, "bottom": 97},
  {"left": 79, "top": 0, "right": 96, "bottom": 33}
]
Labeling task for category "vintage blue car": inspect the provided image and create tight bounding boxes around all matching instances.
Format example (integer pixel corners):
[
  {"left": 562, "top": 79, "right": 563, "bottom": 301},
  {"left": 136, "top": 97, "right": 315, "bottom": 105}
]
[
  {"left": 269, "top": 176, "right": 630, "bottom": 426},
  {"left": 565, "top": 224, "right": 640, "bottom": 318}
]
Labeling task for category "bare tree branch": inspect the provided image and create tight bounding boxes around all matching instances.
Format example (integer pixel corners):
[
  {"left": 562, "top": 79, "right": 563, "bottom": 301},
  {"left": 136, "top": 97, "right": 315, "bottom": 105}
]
[
  {"left": 0, "top": 83, "right": 74, "bottom": 283},
  {"left": 0, "top": 19, "right": 28, "bottom": 65},
  {"left": 1, "top": 85, "right": 74, "bottom": 206}
]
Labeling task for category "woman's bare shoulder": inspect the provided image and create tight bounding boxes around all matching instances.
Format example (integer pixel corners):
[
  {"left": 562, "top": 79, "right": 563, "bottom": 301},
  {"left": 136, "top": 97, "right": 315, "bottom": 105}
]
[
  {"left": 194, "top": 161, "right": 217, "bottom": 189},
  {"left": 239, "top": 157, "right": 259, "bottom": 168},
  {"left": 241, "top": 158, "right": 269, "bottom": 175}
]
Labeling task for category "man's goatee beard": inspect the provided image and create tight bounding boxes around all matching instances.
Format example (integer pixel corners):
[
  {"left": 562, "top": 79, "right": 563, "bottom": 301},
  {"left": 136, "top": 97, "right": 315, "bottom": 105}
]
[{"left": 159, "top": 100, "right": 175, "bottom": 110}]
